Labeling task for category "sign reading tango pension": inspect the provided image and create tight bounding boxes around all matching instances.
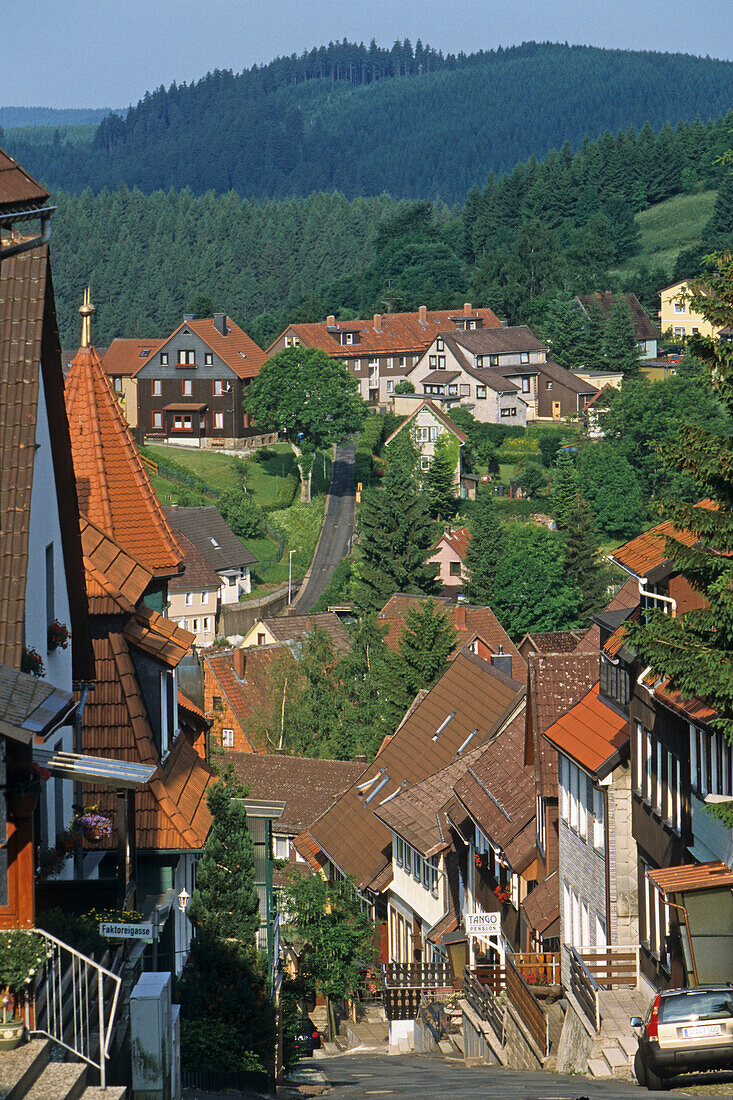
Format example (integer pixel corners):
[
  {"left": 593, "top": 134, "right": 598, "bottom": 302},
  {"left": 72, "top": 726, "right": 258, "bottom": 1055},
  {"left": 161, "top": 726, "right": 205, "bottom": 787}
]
[{"left": 465, "top": 911, "right": 501, "bottom": 937}]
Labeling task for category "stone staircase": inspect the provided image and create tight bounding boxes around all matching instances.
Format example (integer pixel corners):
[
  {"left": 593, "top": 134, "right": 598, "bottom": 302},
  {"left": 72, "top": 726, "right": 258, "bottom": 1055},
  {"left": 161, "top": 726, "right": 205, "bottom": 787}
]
[
  {"left": 314, "top": 1003, "right": 389, "bottom": 1057},
  {"left": 586, "top": 987, "right": 649, "bottom": 1081},
  {"left": 0, "top": 1040, "right": 126, "bottom": 1100}
]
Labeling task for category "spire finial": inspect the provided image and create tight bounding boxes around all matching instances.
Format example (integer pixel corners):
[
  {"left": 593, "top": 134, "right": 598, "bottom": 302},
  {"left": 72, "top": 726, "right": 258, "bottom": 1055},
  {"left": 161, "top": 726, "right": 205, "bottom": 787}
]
[{"left": 79, "top": 287, "right": 95, "bottom": 348}]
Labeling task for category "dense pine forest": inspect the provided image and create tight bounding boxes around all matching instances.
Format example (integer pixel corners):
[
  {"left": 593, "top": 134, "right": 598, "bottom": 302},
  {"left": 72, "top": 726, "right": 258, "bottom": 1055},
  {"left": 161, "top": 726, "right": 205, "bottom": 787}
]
[
  {"left": 45, "top": 105, "right": 733, "bottom": 349},
  {"left": 8, "top": 42, "right": 733, "bottom": 202}
]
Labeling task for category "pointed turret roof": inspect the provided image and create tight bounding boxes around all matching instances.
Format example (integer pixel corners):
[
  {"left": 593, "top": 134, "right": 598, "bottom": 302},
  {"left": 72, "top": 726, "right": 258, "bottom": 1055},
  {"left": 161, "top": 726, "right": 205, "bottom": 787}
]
[{"left": 65, "top": 299, "right": 183, "bottom": 578}]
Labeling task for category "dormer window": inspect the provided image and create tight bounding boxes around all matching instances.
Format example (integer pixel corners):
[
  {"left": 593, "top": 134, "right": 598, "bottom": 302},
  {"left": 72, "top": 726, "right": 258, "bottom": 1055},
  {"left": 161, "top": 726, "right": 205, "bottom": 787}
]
[
  {"left": 520, "top": 352, "right": 530, "bottom": 364},
  {"left": 436, "top": 337, "right": 444, "bottom": 351},
  {"left": 476, "top": 355, "right": 483, "bottom": 368},
  {"left": 343, "top": 332, "right": 353, "bottom": 345},
  {"left": 178, "top": 350, "right": 196, "bottom": 366},
  {"left": 488, "top": 355, "right": 499, "bottom": 368},
  {"left": 599, "top": 655, "right": 630, "bottom": 710}
]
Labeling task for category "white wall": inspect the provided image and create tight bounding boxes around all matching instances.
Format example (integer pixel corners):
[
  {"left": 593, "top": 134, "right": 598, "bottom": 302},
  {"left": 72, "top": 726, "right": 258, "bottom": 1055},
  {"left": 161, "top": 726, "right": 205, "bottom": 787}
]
[
  {"left": 391, "top": 862, "right": 444, "bottom": 929},
  {"left": 27, "top": 369, "right": 75, "bottom": 870}
]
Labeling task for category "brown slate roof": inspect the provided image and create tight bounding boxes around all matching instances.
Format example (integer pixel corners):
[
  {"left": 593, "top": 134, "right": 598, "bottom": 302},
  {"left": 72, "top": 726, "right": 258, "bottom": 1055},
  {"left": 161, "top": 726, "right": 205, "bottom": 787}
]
[
  {"left": 525, "top": 651, "right": 600, "bottom": 796},
  {"left": 134, "top": 317, "right": 266, "bottom": 381},
  {"left": 168, "top": 532, "right": 222, "bottom": 592},
  {"left": 259, "top": 612, "right": 352, "bottom": 653},
  {"left": 520, "top": 630, "right": 585, "bottom": 655},
  {"left": 0, "top": 147, "right": 49, "bottom": 212},
  {"left": 535, "top": 360, "right": 599, "bottom": 397},
  {"left": 435, "top": 336, "right": 521, "bottom": 392},
  {"left": 453, "top": 711, "right": 536, "bottom": 870},
  {"left": 383, "top": 400, "right": 466, "bottom": 446},
  {"left": 577, "top": 292, "right": 658, "bottom": 342},
  {"left": 228, "top": 752, "right": 364, "bottom": 835},
  {"left": 165, "top": 505, "right": 257, "bottom": 571},
  {"left": 377, "top": 595, "right": 525, "bottom": 676},
  {"left": 0, "top": 663, "right": 75, "bottom": 744},
  {"left": 447, "top": 325, "right": 548, "bottom": 357},
  {"left": 306, "top": 649, "right": 525, "bottom": 891},
  {"left": 521, "top": 870, "right": 560, "bottom": 934},
  {"left": 374, "top": 743, "right": 485, "bottom": 857},
  {"left": 274, "top": 306, "right": 502, "bottom": 359},
  {"left": 65, "top": 343, "right": 184, "bottom": 577}
]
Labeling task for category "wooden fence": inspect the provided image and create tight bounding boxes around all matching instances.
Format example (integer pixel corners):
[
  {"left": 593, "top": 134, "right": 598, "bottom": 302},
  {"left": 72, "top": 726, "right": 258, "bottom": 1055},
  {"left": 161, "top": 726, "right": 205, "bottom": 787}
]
[
  {"left": 568, "top": 947, "right": 600, "bottom": 1032},
  {"left": 383, "top": 986, "right": 422, "bottom": 1021},
  {"left": 463, "top": 966, "right": 505, "bottom": 1041},
  {"left": 577, "top": 945, "right": 639, "bottom": 989},
  {"left": 513, "top": 951, "right": 560, "bottom": 985},
  {"left": 381, "top": 961, "right": 452, "bottom": 989},
  {"left": 505, "top": 954, "right": 549, "bottom": 1057}
]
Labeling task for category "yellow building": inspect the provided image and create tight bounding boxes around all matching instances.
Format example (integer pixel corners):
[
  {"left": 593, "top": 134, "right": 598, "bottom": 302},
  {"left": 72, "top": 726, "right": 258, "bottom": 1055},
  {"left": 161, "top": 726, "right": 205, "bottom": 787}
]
[{"left": 659, "top": 281, "right": 720, "bottom": 341}]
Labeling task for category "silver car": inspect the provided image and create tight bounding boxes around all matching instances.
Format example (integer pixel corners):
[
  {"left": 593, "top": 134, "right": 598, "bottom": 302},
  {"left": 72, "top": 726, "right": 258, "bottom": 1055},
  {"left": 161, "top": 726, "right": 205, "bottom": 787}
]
[{"left": 631, "top": 984, "right": 733, "bottom": 1090}]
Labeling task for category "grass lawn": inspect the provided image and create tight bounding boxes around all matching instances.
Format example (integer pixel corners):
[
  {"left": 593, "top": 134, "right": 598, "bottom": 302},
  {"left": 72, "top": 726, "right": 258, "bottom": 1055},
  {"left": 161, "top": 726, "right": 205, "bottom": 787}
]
[{"left": 614, "top": 189, "right": 717, "bottom": 279}]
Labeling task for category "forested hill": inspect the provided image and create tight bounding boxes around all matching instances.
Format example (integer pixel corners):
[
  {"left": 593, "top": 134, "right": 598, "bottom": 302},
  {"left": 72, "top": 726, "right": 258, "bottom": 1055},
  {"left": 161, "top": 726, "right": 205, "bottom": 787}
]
[{"left": 8, "top": 42, "right": 733, "bottom": 201}]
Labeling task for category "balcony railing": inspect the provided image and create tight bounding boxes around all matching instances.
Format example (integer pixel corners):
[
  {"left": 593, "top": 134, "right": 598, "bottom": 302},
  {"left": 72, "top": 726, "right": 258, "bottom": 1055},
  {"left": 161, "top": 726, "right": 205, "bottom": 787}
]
[
  {"left": 577, "top": 944, "right": 639, "bottom": 989},
  {"left": 25, "top": 929, "right": 122, "bottom": 1089}
]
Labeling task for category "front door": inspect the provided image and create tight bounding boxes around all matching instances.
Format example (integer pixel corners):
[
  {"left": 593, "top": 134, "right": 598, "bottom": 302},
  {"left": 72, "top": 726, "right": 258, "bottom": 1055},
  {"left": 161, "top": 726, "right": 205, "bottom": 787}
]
[{"left": 552, "top": 401, "right": 561, "bottom": 420}]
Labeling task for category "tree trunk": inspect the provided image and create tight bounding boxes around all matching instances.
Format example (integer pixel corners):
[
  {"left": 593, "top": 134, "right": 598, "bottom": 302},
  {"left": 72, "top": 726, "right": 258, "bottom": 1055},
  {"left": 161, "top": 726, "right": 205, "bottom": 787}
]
[{"left": 290, "top": 442, "right": 312, "bottom": 504}]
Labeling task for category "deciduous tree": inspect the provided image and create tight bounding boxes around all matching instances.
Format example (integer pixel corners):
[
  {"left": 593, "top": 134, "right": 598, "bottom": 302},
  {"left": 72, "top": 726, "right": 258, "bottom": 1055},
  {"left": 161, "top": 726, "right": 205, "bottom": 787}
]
[{"left": 491, "top": 524, "right": 581, "bottom": 638}]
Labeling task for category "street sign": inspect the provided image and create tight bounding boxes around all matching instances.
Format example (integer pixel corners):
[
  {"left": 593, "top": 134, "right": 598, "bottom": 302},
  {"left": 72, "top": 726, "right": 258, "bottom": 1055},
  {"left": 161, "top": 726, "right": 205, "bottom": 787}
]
[
  {"left": 99, "top": 921, "right": 155, "bottom": 942},
  {"left": 465, "top": 911, "right": 501, "bottom": 937}
]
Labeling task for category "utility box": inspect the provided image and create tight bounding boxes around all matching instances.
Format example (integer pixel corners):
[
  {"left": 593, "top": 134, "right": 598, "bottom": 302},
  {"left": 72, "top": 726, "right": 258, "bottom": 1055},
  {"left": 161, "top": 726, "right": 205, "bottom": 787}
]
[
  {"left": 130, "top": 971, "right": 172, "bottom": 1100},
  {"left": 171, "top": 1004, "right": 181, "bottom": 1100}
]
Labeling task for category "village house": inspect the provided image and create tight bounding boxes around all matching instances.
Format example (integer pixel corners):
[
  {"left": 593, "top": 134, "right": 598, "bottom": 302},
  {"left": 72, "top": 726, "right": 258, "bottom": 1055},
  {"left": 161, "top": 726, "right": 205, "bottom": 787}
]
[
  {"left": 608, "top": 517, "right": 733, "bottom": 988},
  {"left": 659, "top": 280, "right": 724, "bottom": 342},
  {"left": 575, "top": 291, "right": 659, "bottom": 359},
  {"left": 428, "top": 526, "right": 472, "bottom": 591},
  {"left": 384, "top": 398, "right": 477, "bottom": 497},
  {"left": 267, "top": 303, "right": 502, "bottom": 406},
  {"left": 406, "top": 327, "right": 598, "bottom": 422},
  {"left": 202, "top": 642, "right": 294, "bottom": 753},
  {"left": 518, "top": 630, "right": 586, "bottom": 661},
  {"left": 166, "top": 532, "right": 223, "bottom": 647},
  {"left": 240, "top": 610, "right": 352, "bottom": 652},
  {"left": 165, "top": 504, "right": 258, "bottom": 602},
  {"left": 103, "top": 314, "right": 271, "bottom": 447}
]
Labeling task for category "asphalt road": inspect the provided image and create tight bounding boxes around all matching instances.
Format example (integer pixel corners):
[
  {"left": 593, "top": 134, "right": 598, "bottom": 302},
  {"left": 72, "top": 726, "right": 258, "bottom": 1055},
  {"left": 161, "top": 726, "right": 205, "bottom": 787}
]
[
  {"left": 295, "top": 441, "right": 357, "bottom": 613},
  {"left": 315, "top": 1051, "right": 687, "bottom": 1098}
]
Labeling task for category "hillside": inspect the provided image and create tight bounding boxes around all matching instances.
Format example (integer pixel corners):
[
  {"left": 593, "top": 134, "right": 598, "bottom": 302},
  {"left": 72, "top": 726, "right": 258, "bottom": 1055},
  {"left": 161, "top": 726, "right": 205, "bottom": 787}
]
[
  {"left": 614, "top": 190, "right": 717, "bottom": 277},
  {"left": 7, "top": 42, "right": 733, "bottom": 202},
  {"left": 0, "top": 107, "right": 113, "bottom": 128}
]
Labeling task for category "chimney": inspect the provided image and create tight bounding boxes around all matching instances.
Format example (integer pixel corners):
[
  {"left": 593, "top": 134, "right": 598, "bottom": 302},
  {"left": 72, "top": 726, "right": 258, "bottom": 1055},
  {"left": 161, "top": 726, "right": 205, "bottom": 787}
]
[
  {"left": 183, "top": 314, "right": 194, "bottom": 322},
  {"left": 213, "top": 312, "right": 227, "bottom": 336},
  {"left": 232, "top": 647, "right": 246, "bottom": 679},
  {"left": 354, "top": 754, "right": 368, "bottom": 763},
  {"left": 455, "top": 605, "right": 466, "bottom": 628},
  {"left": 418, "top": 305, "right": 427, "bottom": 323},
  {"left": 491, "top": 644, "right": 513, "bottom": 679},
  {"left": 498, "top": 317, "right": 508, "bottom": 327},
  {"left": 373, "top": 313, "right": 382, "bottom": 332},
  {"left": 326, "top": 314, "right": 336, "bottom": 327},
  {"left": 463, "top": 302, "right": 472, "bottom": 315}
]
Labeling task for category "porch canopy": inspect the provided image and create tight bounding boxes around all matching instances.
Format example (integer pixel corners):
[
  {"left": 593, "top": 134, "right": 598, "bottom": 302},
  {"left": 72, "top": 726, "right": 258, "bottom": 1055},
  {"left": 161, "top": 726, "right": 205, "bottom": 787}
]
[
  {"left": 32, "top": 745, "right": 156, "bottom": 789},
  {"left": 0, "top": 664, "right": 76, "bottom": 744},
  {"left": 647, "top": 861, "right": 733, "bottom": 985}
]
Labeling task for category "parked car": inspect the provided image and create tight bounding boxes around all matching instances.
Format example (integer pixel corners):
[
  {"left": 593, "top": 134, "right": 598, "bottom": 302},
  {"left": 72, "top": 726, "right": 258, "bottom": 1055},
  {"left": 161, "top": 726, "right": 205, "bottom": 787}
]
[
  {"left": 631, "top": 984, "right": 733, "bottom": 1090},
  {"left": 293, "top": 1016, "right": 322, "bottom": 1057}
]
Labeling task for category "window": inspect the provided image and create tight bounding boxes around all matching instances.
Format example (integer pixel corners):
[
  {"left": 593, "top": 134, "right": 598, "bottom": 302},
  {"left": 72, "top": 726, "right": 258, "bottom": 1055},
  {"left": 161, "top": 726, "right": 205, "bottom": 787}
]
[
  {"left": 643, "top": 864, "right": 670, "bottom": 961},
  {"left": 488, "top": 355, "right": 499, "bottom": 368},
  {"left": 212, "top": 695, "right": 222, "bottom": 709},
  {"left": 655, "top": 740, "right": 663, "bottom": 814},
  {"left": 477, "top": 386, "right": 487, "bottom": 399},
  {"left": 182, "top": 379, "right": 193, "bottom": 396},
  {"left": 386, "top": 380, "right": 394, "bottom": 393},
  {"left": 160, "top": 352, "right": 169, "bottom": 365},
  {"left": 113, "top": 376, "right": 123, "bottom": 393},
  {"left": 635, "top": 721, "right": 643, "bottom": 792},
  {"left": 429, "top": 355, "right": 437, "bottom": 368},
  {"left": 213, "top": 380, "right": 225, "bottom": 395},
  {"left": 398, "top": 357, "right": 406, "bottom": 369},
  {"left": 674, "top": 326, "right": 685, "bottom": 337},
  {"left": 203, "top": 617, "right": 210, "bottom": 631},
  {"left": 546, "top": 381, "right": 553, "bottom": 390},
  {"left": 666, "top": 751, "right": 681, "bottom": 830},
  {"left": 395, "top": 836, "right": 404, "bottom": 866},
  {"left": 173, "top": 415, "right": 193, "bottom": 431},
  {"left": 449, "top": 384, "right": 458, "bottom": 395},
  {"left": 593, "top": 787, "right": 605, "bottom": 851},
  {"left": 152, "top": 411, "right": 162, "bottom": 429},
  {"left": 691, "top": 722, "right": 732, "bottom": 799},
  {"left": 204, "top": 352, "right": 213, "bottom": 365},
  {"left": 386, "top": 357, "right": 393, "bottom": 369},
  {"left": 405, "top": 845, "right": 411, "bottom": 874},
  {"left": 414, "top": 852, "right": 421, "bottom": 883},
  {"left": 691, "top": 327, "right": 699, "bottom": 335},
  {"left": 152, "top": 379, "right": 162, "bottom": 396},
  {"left": 178, "top": 349, "right": 196, "bottom": 365},
  {"left": 192, "top": 618, "right": 199, "bottom": 632},
  {"left": 520, "top": 352, "right": 529, "bottom": 364},
  {"left": 420, "top": 456, "right": 431, "bottom": 471},
  {"left": 581, "top": 900, "right": 590, "bottom": 947},
  {"left": 274, "top": 835, "right": 289, "bottom": 860},
  {"left": 460, "top": 383, "right": 470, "bottom": 396},
  {"left": 222, "top": 728, "right": 234, "bottom": 747},
  {"left": 429, "top": 856, "right": 438, "bottom": 897},
  {"left": 214, "top": 412, "right": 224, "bottom": 429},
  {"left": 595, "top": 915, "right": 607, "bottom": 947},
  {"left": 571, "top": 890, "right": 581, "bottom": 947},
  {"left": 521, "top": 377, "right": 531, "bottom": 393},
  {"left": 184, "top": 592, "right": 193, "bottom": 606},
  {"left": 476, "top": 355, "right": 483, "bottom": 368},
  {"left": 438, "top": 356, "right": 446, "bottom": 370},
  {"left": 674, "top": 301, "right": 685, "bottom": 313},
  {"left": 578, "top": 774, "right": 588, "bottom": 839},
  {"left": 599, "top": 657, "right": 631, "bottom": 709},
  {"left": 436, "top": 337, "right": 444, "bottom": 351},
  {"left": 449, "top": 561, "right": 461, "bottom": 576},
  {"left": 500, "top": 408, "right": 512, "bottom": 418},
  {"left": 344, "top": 332, "right": 354, "bottom": 345},
  {"left": 570, "top": 764, "right": 579, "bottom": 830},
  {"left": 562, "top": 883, "right": 571, "bottom": 944},
  {"left": 560, "top": 755, "right": 570, "bottom": 821}
]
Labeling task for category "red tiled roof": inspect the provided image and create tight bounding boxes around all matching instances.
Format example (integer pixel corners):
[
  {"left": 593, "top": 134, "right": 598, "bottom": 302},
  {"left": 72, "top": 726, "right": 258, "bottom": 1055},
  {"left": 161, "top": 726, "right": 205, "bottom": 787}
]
[
  {"left": 80, "top": 517, "right": 152, "bottom": 615},
  {"left": 433, "top": 526, "right": 472, "bottom": 562},
  {"left": 525, "top": 652, "right": 600, "bottom": 794},
  {"left": 65, "top": 343, "right": 184, "bottom": 577},
  {"left": 544, "top": 683, "right": 629, "bottom": 776},
  {"left": 0, "top": 147, "right": 49, "bottom": 210},
  {"left": 135, "top": 317, "right": 266, "bottom": 381},
  {"left": 123, "top": 605, "right": 194, "bottom": 668},
  {"left": 203, "top": 645, "right": 291, "bottom": 751},
  {"left": 274, "top": 306, "right": 502, "bottom": 358},
  {"left": 574, "top": 576, "right": 640, "bottom": 653},
  {"left": 293, "top": 829, "right": 328, "bottom": 874},
  {"left": 102, "top": 339, "right": 163, "bottom": 377},
  {"left": 383, "top": 400, "right": 466, "bottom": 446},
  {"left": 377, "top": 594, "right": 525, "bottom": 676},
  {"left": 610, "top": 519, "right": 699, "bottom": 580},
  {"left": 647, "top": 861, "right": 733, "bottom": 896},
  {"left": 177, "top": 690, "right": 206, "bottom": 722},
  {"left": 643, "top": 672, "right": 717, "bottom": 726}
]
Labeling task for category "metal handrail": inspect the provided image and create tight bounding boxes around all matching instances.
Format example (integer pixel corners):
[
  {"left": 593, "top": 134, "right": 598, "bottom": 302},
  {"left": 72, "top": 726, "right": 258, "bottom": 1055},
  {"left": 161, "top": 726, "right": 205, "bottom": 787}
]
[
  {"left": 26, "top": 928, "right": 122, "bottom": 1089},
  {"left": 568, "top": 946, "right": 601, "bottom": 1032}
]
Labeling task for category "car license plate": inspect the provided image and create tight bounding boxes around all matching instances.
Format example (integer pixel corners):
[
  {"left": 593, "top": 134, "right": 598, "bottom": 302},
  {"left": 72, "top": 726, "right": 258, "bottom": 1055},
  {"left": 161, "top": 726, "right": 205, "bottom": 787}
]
[{"left": 682, "top": 1024, "right": 721, "bottom": 1038}]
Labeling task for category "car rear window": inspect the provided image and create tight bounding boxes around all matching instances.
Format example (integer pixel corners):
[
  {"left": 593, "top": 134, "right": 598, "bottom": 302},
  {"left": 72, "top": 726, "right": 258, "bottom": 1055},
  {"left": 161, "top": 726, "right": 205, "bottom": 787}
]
[{"left": 659, "top": 991, "right": 733, "bottom": 1024}]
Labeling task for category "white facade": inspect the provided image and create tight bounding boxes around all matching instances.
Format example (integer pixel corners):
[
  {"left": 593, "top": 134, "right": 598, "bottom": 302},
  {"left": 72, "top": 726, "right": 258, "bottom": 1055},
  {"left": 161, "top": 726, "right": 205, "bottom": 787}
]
[
  {"left": 407, "top": 337, "right": 528, "bottom": 425},
  {"left": 219, "top": 565, "right": 251, "bottom": 603},
  {"left": 27, "top": 370, "right": 75, "bottom": 872},
  {"left": 387, "top": 831, "right": 446, "bottom": 964}
]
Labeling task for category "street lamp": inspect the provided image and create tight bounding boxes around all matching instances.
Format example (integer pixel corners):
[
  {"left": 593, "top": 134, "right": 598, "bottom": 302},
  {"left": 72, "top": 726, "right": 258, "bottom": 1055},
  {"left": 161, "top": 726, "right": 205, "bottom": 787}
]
[
  {"left": 288, "top": 549, "right": 296, "bottom": 605},
  {"left": 177, "top": 887, "right": 190, "bottom": 912}
]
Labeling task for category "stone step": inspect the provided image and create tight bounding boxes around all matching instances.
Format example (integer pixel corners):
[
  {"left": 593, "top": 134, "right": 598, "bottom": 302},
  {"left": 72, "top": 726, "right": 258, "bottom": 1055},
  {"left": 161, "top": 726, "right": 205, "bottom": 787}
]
[
  {"left": 618, "top": 1033, "right": 638, "bottom": 1058},
  {"left": 588, "top": 1056, "right": 613, "bottom": 1078},
  {"left": 603, "top": 1044, "right": 628, "bottom": 1071},
  {"left": 438, "top": 1039, "right": 454, "bottom": 1055},
  {"left": 24, "top": 1063, "right": 87, "bottom": 1100},
  {"left": 80, "top": 1089, "right": 126, "bottom": 1100},
  {"left": 0, "top": 1040, "right": 51, "bottom": 1100}
]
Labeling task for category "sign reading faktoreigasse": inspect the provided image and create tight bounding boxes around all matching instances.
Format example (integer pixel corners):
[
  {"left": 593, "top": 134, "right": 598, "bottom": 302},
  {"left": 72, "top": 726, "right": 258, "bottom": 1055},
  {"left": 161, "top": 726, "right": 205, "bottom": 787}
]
[{"left": 99, "top": 921, "right": 155, "bottom": 941}]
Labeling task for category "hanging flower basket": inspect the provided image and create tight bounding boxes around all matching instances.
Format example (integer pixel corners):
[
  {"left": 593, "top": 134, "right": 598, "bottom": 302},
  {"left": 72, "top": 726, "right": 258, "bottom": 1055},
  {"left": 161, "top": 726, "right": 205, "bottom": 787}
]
[
  {"left": 20, "top": 647, "right": 45, "bottom": 678},
  {"left": 473, "top": 852, "right": 487, "bottom": 870},
  {"left": 47, "top": 620, "right": 70, "bottom": 651},
  {"left": 76, "top": 807, "right": 113, "bottom": 844}
]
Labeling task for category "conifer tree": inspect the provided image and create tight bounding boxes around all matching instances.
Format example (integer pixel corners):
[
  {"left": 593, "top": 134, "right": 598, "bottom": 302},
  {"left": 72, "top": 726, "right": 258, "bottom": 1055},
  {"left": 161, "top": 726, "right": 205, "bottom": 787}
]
[
  {"left": 383, "top": 598, "right": 457, "bottom": 719},
  {"left": 564, "top": 494, "right": 608, "bottom": 620},
  {"left": 627, "top": 249, "right": 733, "bottom": 820},
  {"left": 704, "top": 166, "right": 733, "bottom": 238},
  {"left": 603, "top": 298, "right": 641, "bottom": 376},
  {"left": 552, "top": 448, "right": 578, "bottom": 528},
  {"left": 541, "top": 295, "right": 587, "bottom": 370},
  {"left": 465, "top": 483, "right": 504, "bottom": 605},
  {"left": 426, "top": 436, "right": 458, "bottom": 519},
  {"left": 352, "top": 461, "right": 437, "bottom": 612},
  {"left": 188, "top": 769, "right": 260, "bottom": 948},
  {"left": 580, "top": 302, "right": 608, "bottom": 370}
]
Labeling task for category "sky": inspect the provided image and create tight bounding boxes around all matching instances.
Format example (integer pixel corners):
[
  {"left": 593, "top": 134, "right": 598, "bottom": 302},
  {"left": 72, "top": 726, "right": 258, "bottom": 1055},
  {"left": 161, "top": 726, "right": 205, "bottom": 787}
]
[{"left": 4, "top": 0, "right": 733, "bottom": 109}]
